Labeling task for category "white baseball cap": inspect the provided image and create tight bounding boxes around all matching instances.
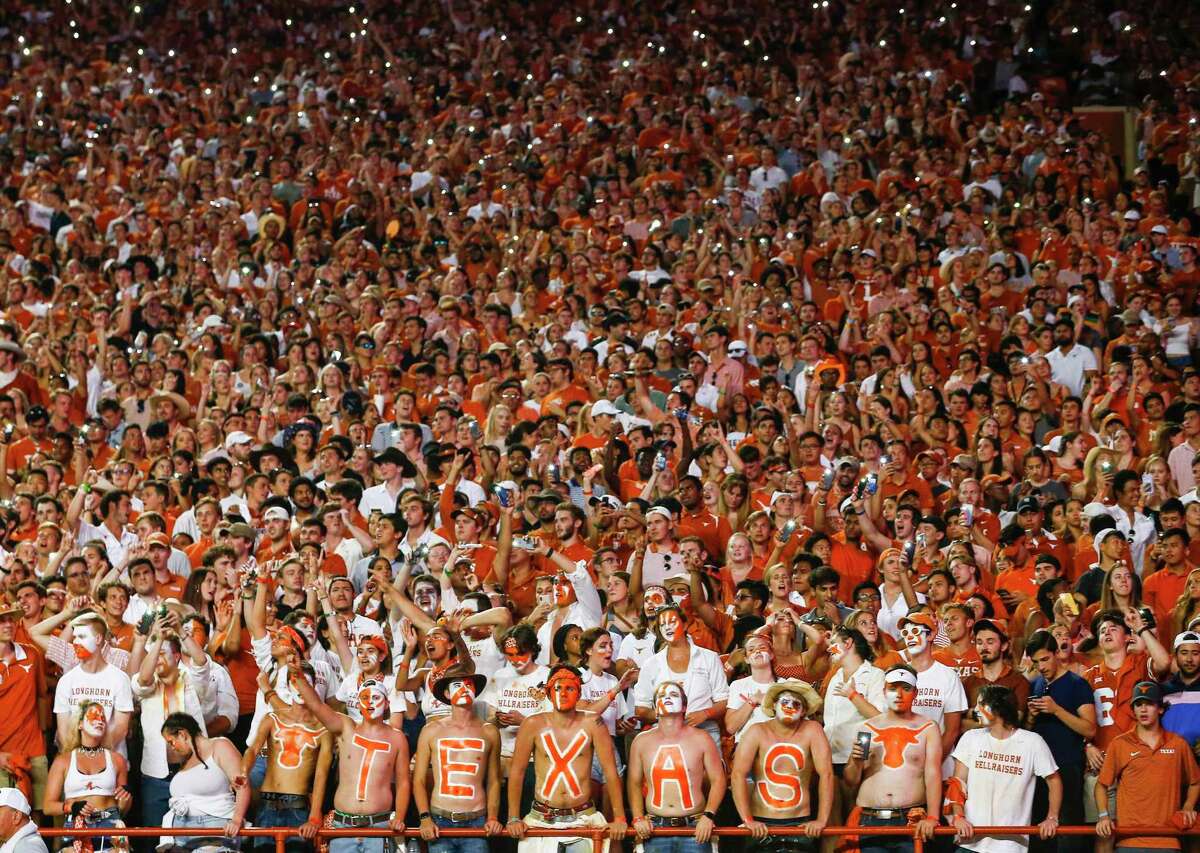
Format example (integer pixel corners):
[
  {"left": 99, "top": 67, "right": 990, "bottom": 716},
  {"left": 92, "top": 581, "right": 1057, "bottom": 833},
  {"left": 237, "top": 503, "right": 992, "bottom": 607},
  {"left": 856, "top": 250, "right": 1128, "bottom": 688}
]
[
  {"left": 263, "top": 506, "right": 291, "bottom": 522},
  {"left": 224, "top": 431, "right": 253, "bottom": 449},
  {"left": 591, "top": 400, "right": 621, "bottom": 418},
  {"left": 883, "top": 669, "right": 918, "bottom": 688},
  {"left": 0, "top": 787, "right": 31, "bottom": 815}
]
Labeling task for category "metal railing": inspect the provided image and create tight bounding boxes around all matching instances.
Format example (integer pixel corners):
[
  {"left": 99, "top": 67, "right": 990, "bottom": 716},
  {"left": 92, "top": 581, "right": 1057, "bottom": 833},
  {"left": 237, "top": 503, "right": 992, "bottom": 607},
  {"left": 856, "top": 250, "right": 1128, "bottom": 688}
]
[{"left": 37, "top": 823, "right": 1200, "bottom": 853}]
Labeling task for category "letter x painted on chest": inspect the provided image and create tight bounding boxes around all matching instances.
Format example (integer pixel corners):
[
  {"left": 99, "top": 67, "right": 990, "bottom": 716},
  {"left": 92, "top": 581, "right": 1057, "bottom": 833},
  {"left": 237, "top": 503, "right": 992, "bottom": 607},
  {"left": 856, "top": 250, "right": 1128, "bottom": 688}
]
[{"left": 538, "top": 730, "right": 589, "bottom": 800}]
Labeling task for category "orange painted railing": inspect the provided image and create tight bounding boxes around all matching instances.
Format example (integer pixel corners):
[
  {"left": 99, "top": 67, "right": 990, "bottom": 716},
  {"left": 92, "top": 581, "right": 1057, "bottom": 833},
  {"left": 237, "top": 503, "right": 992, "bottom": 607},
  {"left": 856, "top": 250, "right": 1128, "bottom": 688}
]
[{"left": 38, "top": 823, "right": 1200, "bottom": 853}]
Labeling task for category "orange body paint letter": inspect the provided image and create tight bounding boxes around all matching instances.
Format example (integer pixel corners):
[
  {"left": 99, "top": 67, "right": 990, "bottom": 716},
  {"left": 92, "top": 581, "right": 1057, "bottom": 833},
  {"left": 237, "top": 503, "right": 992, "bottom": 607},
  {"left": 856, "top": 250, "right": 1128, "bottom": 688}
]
[
  {"left": 436, "top": 737, "right": 485, "bottom": 799},
  {"left": 351, "top": 734, "right": 393, "bottom": 801},
  {"left": 538, "top": 730, "right": 588, "bottom": 800},
  {"left": 755, "top": 743, "right": 806, "bottom": 811},
  {"left": 648, "top": 745, "right": 695, "bottom": 811}
]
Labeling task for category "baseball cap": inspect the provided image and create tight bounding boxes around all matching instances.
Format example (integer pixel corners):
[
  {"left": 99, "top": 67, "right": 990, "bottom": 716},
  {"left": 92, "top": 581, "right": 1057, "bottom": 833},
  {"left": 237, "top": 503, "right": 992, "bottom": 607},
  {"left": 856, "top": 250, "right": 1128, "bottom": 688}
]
[
  {"left": 591, "top": 400, "right": 621, "bottom": 418},
  {"left": 727, "top": 340, "right": 748, "bottom": 357},
  {"left": 898, "top": 612, "right": 937, "bottom": 634},
  {"left": 645, "top": 506, "right": 673, "bottom": 522},
  {"left": 1175, "top": 630, "right": 1200, "bottom": 650},
  {"left": 263, "top": 506, "right": 291, "bottom": 522},
  {"left": 144, "top": 532, "right": 171, "bottom": 549},
  {"left": 0, "top": 787, "right": 31, "bottom": 815},
  {"left": 227, "top": 523, "right": 257, "bottom": 540},
  {"left": 1130, "top": 681, "right": 1163, "bottom": 706},
  {"left": 225, "top": 431, "right": 253, "bottom": 449},
  {"left": 1016, "top": 497, "right": 1041, "bottom": 514},
  {"left": 950, "top": 454, "right": 977, "bottom": 471},
  {"left": 1151, "top": 224, "right": 1169, "bottom": 235},
  {"left": 972, "top": 618, "right": 1008, "bottom": 640},
  {"left": 836, "top": 456, "right": 861, "bottom": 470},
  {"left": 588, "top": 494, "right": 621, "bottom": 510}
]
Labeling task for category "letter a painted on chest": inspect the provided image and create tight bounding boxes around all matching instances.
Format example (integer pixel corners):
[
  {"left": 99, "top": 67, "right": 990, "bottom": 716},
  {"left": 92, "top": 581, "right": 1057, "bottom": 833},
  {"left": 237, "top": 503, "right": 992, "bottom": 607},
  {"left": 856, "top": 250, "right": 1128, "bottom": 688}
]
[{"left": 648, "top": 745, "right": 695, "bottom": 811}]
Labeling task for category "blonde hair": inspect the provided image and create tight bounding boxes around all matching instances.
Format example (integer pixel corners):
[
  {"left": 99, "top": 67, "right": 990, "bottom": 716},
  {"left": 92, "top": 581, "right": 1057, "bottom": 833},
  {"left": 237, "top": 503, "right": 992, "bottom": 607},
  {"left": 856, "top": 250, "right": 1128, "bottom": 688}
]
[{"left": 64, "top": 701, "right": 105, "bottom": 753}]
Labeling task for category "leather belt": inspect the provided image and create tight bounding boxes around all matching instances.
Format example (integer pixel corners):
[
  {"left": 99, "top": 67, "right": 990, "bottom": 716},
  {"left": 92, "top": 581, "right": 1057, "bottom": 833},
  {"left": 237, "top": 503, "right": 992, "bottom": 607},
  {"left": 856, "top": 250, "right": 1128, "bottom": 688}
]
[
  {"left": 861, "top": 805, "right": 922, "bottom": 819},
  {"left": 430, "top": 808, "right": 486, "bottom": 822},
  {"left": 649, "top": 815, "right": 699, "bottom": 827},
  {"left": 531, "top": 800, "right": 595, "bottom": 820},
  {"left": 261, "top": 792, "right": 310, "bottom": 808},
  {"left": 332, "top": 810, "right": 392, "bottom": 827}
]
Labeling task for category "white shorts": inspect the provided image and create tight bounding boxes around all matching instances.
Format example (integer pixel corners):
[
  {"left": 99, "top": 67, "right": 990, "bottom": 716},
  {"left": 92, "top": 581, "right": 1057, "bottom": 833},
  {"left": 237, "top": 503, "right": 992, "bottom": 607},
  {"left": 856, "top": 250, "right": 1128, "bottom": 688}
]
[{"left": 518, "top": 808, "right": 610, "bottom": 853}]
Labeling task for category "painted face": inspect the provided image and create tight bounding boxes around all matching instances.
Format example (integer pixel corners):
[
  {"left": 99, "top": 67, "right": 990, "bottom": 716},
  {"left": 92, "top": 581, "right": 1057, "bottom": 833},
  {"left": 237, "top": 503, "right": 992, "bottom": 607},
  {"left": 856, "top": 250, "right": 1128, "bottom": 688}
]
[
  {"left": 654, "top": 683, "right": 686, "bottom": 716},
  {"left": 546, "top": 670, "right": 582, "bottom": 712},
  {"left": 358, "top": 683, "right": 389, "bottom": 720},
  {"left": 73, "top": 624, "right": 100, "bottom": 661},
  {"left": 82, "top": 704, "right": 107, "bottom": 738},
  {"left": 885, "top": 682, "right": 916, "bottom": 713},
  {"left": 746, "top": 640, "right": 772, "bottom": 667},
  {"left": 414, "top": 583, "right": 440, "bottom": 615},
  {"left": 899, "top": 623, "right": 930, "bottom": 654},
  {"left": 293, "top": 619, "right": 317, "bottom": 648},
  {"left": 553, "top": 574, "right": 576, "bottom": 606},
  {"left": 446, "top": 678, "right": 477, "bottom": 707},
  {"left": 535, "top": 585, "right": 554, "bottom": 607},
  {"left": 644, "top": 586, "right": 668, "bottom": 615},
  {"left": 503, "top": 636, "right": 532, "bottom": 668},
  {"left": 775, "top": 692, "right": 805, "bottom": 724},
  {"left": 974, "top": 702, "right": 994, "bottom": 726},
  {"left": 658, "top": 609, "right": 682, "bottom": 642}
]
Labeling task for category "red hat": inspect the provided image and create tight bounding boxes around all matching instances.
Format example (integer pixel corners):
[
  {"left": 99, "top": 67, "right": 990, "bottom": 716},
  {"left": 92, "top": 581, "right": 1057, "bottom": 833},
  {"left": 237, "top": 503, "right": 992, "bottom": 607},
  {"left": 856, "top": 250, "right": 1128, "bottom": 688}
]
[{"left": 898, "top": 612, "right": 938, "bottom": 634}]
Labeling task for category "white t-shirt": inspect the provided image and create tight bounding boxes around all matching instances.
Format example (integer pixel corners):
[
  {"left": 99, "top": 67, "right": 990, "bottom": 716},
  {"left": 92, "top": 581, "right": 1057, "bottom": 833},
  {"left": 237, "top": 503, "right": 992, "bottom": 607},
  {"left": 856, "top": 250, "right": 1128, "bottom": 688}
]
[
  {"left": 727, "top": 674, "right": 777, "bottom": 742},
  {"left": 912, "top": 660, "right": 969, "bottom": 730},
  {"left": 823, "top": 663, "right": 886, "bottom": 763},
  {"left": 580, "top": 670, "right": 627, "bottom": 736},
  {"left": 53, "top": 663, "right": 135, "bottom": 756},
  {"left": 482, "top": 664, "right": 550, "bottom": 757},
  {"left": 334, "top": 667, "right": 406, "bottom": 723},
  {"left": 616, "top": 632, "right": 657, "bottom": 672},
  {"left": 246, "top": 635, "right": 339, "bottom": 740},
  {"left": 951, "top": 728, "right": 1058, "bottom": 853},
  {"left": 1044, "top": 343, "right": 1097, "bottom": 397},
  {"left": 465, "top": 634, "right": 507, "bottom": 682}
]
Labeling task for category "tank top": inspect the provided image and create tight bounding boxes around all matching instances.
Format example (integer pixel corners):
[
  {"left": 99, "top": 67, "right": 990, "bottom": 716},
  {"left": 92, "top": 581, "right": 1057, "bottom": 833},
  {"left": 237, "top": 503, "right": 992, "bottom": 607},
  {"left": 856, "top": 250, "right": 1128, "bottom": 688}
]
[
  {"left": 63, "top": 750, "right": 118, "bottom": 800},
  {"left": 169, "top": 754, "right": 235, "bottom": 819}
]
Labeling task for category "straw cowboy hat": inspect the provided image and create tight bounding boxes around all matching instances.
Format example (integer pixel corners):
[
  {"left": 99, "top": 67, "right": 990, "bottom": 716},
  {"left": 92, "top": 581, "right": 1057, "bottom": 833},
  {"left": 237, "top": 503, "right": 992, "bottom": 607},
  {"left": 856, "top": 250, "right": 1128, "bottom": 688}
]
[
  {"left": 148, "top": 390, "right": 192, "bottom": 420},
  {"left": 762, "top": 680, "right": 823, "bottom": 717}
]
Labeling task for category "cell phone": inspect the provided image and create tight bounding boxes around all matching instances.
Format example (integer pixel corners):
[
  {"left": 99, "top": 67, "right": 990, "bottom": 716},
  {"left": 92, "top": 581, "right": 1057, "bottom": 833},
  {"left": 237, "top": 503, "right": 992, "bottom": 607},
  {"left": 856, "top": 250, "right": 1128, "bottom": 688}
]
[
  {"left": 961, "top": 503, "right": 975, "bottom": 527},
  {"left": 494, "top": 485, "right": 514, "bottom": 508},
  {"left": 513, "top": 537, "right": 539, "bottom": 551},
  {"left": 864, "top": 473, "right": 878, "bottom": 496},
  {"left": 855, "top": 730, "right": 873, "bottom": 755},
  {"left": 1139, "top": 606, "right": 1157, "bottom": 630},
  {"left": 779, "top": 519, "right": 797, "bottom": 543},
  {"left": 879, "top": 455, "right": 892, "bottom": 467},
  {"left": 466, "top": 418, "right": 482, "bottom": 440},
  {"left": 654, "top": 452, "right": 667, "bottom": 472},
  {"left": 548, "top": 463, "right": 561, "bottom": 482},
  {"left": 820, "top": 469, "right": 834, "bottom": 490},
  {"left": 1141, "top": 473, "right": 1154, "bottom": 496},
  {"left": 902, "top": 540, "right": 916, "bottom": 564}
]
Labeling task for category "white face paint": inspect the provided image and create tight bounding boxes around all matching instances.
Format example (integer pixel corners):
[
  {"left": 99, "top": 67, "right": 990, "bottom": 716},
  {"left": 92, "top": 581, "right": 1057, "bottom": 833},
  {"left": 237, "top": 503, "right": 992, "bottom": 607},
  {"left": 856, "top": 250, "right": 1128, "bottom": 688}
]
[
  {"left": 414, "top": 584, "right": 440, "bottom": 615},
  {"left": 73, "top": 625, "right": 100, "bottom": 660},
  {"left": 655, "top": 684, "right": 685, "bottom": 716},
  {"left": 658, "top": 610, "right": 682, "bottom": 642},
  {"left": 358, "top": 684, "right": 389, "bottom": 720},
  {"left": 747, "top": 644, "right": 772, "bottom": 667},
  {"left": 974, "top": 702, "right": 994, "bottom": 726},
  {"left": 294, "top": 620, "right": 317, "bottom": 647},
  {"left": 447, "top": 679, "right": 476, "bottom": 708},
  {"left": 885, "top": 683, "right": 916, "bottom": 713},
  {"left": 900, "top": 624, "right": 930, "bottom": 654},
  {"left": 81, "top": 705, "right": 107, "bottom": 738},
  {"left": 775, "top": 692, "right": 805, "bottom": 723}
]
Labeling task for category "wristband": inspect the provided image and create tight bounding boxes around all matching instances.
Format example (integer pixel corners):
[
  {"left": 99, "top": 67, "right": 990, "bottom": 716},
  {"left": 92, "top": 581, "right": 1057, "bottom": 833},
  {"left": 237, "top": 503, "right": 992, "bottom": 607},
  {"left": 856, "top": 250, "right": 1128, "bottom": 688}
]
[
  {"left": 82, "top": 484, "right": 92, "bottom": 493},
  {"left": 703, "top": 811, "right": 717, "bottom": 822},
  {"left": 1098, "top": 811, "right": 1109, "bottom": 819},
  {"left": 507, "top": 817, "right": 521, "bottom": 824},
  {"left": 419, "top": 813, "right": 431, "bottom": 821}
]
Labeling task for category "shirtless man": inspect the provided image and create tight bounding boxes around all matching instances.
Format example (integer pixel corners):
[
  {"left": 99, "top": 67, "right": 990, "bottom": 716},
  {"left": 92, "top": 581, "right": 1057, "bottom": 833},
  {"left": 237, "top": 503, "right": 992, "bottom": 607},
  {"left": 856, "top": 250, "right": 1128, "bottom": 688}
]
[
  {"left": 731, "top": 681, "right": 834, "bottom": 851},
  {"left": 413, "top": 671, "right": 503, "bottom": 853},
  {"left": 507, "top": 664, "right": 627, "bottom": 852},
  {"left": 628, "top": 682, "right": 727, "bottom": 851},
  {"left": 234, "top": 663, "right": 333, "bottom": 853},
  {"left": 290, "top": 670, "right": 409, "bottom": 853},
  {"left": 844, "top": 666, "right": 942, "bottom": 853}
]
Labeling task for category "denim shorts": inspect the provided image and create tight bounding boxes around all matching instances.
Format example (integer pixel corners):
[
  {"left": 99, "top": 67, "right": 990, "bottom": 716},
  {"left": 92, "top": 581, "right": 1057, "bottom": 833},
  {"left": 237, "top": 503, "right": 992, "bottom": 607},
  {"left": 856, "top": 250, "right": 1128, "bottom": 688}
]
[{"left": 172, "top": 812, "right": 240, "bottom": 853}]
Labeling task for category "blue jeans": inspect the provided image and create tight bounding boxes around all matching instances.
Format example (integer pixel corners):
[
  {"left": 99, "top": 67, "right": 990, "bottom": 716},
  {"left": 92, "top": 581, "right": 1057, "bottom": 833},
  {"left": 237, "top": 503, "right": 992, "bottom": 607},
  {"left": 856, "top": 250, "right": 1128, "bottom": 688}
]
[
  {"left": 173, "top": 813, "right": 240, "bottom": 852},
  {"left": 79, "top": 811, "right": 122, "bottom": 853},
  {"left": 429, "top": 813, "right": 487, "bottom": 853},
  {"left": 254, "top": 800, "right": 310, "bottom": 853},
  {"left": 328, "top": 818, "right": 392, "bottom": 853},
  {"left": 858, "top": 813, "right": 913, "bottom": 853},
  {"left": 142, "top": 775, "right": 173, "bottom": 831},
  {"left": 249, "top": 755, "right": 267, "bottom": 792},
  {"left": 645, "top": 830, "right": 712, "bottom": 853},
  {"left": 749, "top": 817, "right": 816, "bottom": 853}
]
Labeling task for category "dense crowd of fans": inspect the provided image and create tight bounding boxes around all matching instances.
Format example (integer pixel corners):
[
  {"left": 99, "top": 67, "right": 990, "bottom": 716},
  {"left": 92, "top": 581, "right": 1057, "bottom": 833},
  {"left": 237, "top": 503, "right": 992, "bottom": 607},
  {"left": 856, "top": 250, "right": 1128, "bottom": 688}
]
[{"left": 4, "top": 0, "right": 1200, "bottom": 852}]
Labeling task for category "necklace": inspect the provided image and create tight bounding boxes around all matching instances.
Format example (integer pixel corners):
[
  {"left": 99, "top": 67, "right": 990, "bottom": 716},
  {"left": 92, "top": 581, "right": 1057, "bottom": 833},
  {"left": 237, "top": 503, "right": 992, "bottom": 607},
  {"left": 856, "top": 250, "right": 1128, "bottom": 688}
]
[{"left": 78, "top": 745, "right": 103, "bottom": 757}]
